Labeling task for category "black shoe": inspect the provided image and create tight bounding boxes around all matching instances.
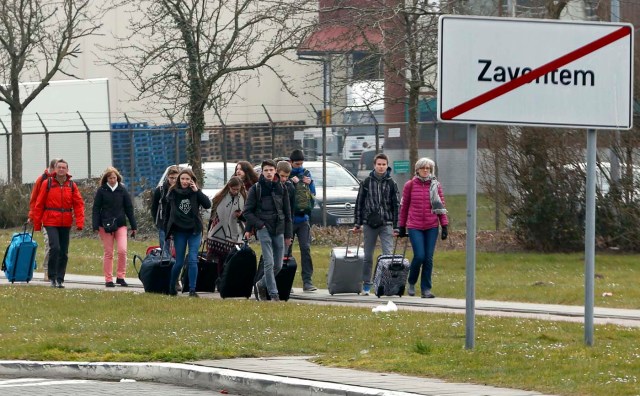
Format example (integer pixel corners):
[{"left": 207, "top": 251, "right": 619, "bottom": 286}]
[
  {"left": 421, "top": 292, "right": 435, "bottom": 299},
  {"left": 116, "top": 278, "right": 129, "bottom": 287},
  {"left": 56, "top": 281, "right": 65, "bottom": 289},
  {"left": 188, "top": 291, "right": 199, "bottom": 298},
  {"left": 105, "top": 281, "right": 115, "bottom": 288}
]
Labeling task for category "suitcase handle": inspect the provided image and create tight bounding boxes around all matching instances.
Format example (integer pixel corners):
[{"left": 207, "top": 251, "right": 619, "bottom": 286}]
[
  {"left": 392, "top": 236, "right": 409, "bottom": 259},
  {"left": 344, "top": 230, "right": 362, "bottom": 258}
]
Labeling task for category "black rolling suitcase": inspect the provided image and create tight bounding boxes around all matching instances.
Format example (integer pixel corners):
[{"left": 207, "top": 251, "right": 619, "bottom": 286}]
[
  {"left": 218, "top": 239, "right": 257, "bottom": 299},
  {"left": 255, "top": 242, "right": 297, "bottom": 301},
  {"left": 133, "top": 245, "right": 175, "bottom": 294},
  {"left": 372, "top": 237, "right": 410, "bottom": 298},
  {"left": 181, "top": 244, "right": 218, "bottom": 293}
]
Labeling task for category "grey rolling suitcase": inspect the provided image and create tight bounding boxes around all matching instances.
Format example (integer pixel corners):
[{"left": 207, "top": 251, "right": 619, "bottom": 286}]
[
  {"left": 373, "top": 238, "right": 410, "bottom": 297},
  {"left": 327, "top": 232, "right": 364, "bottom": 295}
]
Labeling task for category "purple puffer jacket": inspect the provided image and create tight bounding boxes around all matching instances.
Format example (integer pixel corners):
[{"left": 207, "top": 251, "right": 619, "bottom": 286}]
[{"left": 398, "top": 177, "right": 448, "bottom": 230}]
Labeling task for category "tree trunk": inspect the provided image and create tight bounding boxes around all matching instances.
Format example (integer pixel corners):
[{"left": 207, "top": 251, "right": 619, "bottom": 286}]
[
  {"left": 188, "top": 102, "right": 205, "bottom": 184},
  {"left": 10, "top": 108, "right": 23, "bottom": 184}
]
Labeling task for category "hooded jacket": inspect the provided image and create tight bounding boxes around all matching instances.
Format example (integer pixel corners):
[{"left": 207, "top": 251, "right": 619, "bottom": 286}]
[
  {"left": 398, "top": 176, "right": 449, "bottom": 230},
  {"left": 242, "top": 174, "right": 292, "bottom": 238},
  {"left": 163, "top": 187, "right": 211, "bottom": 237},
  {"left": 354, "top": 167, "right": 399, "bottom": 228},
  {"left": 92, "top": 182, "right": 138, "bottom": 231},
  {"left": 32, "top": 174, "right": 85, "bottom": 231}
]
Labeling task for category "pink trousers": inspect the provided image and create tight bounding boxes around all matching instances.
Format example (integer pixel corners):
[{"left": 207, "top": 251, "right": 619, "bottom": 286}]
[{"left": 99, "top": 226, "right": 128, "bottom": 282}]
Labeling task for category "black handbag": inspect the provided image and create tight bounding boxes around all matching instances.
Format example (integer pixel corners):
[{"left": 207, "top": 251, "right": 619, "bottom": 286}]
[{"left": 102, "top": 217, "right": 119, "bottom": 233}]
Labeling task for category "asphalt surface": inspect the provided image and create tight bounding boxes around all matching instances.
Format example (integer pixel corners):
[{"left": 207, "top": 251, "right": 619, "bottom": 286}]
[{"left": 2, "top": 271, "right": 639, "bottom": 395}]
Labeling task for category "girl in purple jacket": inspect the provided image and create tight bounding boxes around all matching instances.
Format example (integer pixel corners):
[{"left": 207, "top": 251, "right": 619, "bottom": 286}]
[{"left": 398, "top": 158, "right": 449, "bottom": 298}]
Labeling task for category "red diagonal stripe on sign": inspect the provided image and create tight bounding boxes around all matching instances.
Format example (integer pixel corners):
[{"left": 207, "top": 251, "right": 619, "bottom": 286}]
[{"left": 441, "top": 25, "right": 631, "bottom": 120}]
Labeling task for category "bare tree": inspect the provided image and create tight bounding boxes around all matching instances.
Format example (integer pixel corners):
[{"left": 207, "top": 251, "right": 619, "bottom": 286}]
[
  {"left": 0, "top": 0, "right": 101, "bottom": 183},
  {"left": 105, "top": 0, "right": 313, "bottom": 181}
]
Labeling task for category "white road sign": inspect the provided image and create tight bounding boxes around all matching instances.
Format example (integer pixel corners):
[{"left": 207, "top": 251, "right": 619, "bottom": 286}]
[{"left": 437, "top": 15, "right": 634, "bottom": 129}]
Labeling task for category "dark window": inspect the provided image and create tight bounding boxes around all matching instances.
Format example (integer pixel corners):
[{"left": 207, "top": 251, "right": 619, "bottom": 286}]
[{"left": 352, "top": 52, "right": 382, "bottom": 81}]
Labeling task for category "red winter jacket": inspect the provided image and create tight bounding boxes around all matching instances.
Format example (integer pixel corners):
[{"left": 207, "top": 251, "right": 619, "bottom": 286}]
[
  {"left": 28, "top": 169, "right": 54, "bottom": 221},
  {"left": 32, "top": 175, "right": 85, "bottom": 231},
  {"left": 398, "top": 177, "right": 448, "bottom": 230}
]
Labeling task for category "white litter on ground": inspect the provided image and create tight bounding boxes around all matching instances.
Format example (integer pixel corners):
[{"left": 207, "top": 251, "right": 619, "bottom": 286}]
[{"left": 372, "top": 301, "right": 398, "bottom": 313}]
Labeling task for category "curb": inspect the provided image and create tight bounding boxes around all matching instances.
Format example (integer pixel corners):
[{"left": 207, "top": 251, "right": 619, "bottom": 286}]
[{"left": 0, "top": 360, "right": 423, "bottom": 396}]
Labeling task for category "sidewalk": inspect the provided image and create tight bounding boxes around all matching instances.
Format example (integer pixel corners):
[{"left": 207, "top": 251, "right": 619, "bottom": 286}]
[{"left": 3, "top": 272, "right": 640, "bottom": 395}]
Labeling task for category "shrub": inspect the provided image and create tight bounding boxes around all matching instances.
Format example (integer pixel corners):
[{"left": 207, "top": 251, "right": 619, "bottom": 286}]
[{"left": 0, "top": 182, "right": 32, "bottom": 228}]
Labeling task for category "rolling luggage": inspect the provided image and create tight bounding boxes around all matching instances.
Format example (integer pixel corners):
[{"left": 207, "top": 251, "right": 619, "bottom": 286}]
[
  {"left": 2, "top": 223, "right": 38, "bottom": 283},
  {"left": 218, "top": 239, "right": 257, "bottom": 299},
  {"left": 133, "top": 245, "right": 174, "bottom": 294},
  {"left": 181, "top": 245, "right": 218, "bottom": 293},
  {"left": 327, "top": 231, "right": 364, "bottom": 295},
  {"left": 373, "top": 238, "right": 410, "bottom": 298},
  {"left": 255, "top": 242, "right": 297, "bottom": 301}
]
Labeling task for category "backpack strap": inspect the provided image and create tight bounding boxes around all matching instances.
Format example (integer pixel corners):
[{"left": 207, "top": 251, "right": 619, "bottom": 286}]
[{"left": 47, "top": 177, "right": 75, "bottom": 193}]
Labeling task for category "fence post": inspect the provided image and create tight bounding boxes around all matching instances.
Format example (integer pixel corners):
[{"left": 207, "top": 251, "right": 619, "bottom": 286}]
[
  {"left": 36, "top": 113, "right": 50, "bottom": 167},
  {"left": 124, "top": 113, "right": 135, "bottom": 192},
  {"left": 164, "top": 110, "right": 180, "bottom": 166},
  {"left": 261, "top": 104, "right": 275, "bottom": 158},
  {"left": 364, "top": 103, "right": 380, "bottom": 153},
  {"left": 310, "top": 103, "right": 327, "bottom": 227},
  {"left": 77, "top": 112, "right": 92, "bottom": 179}
]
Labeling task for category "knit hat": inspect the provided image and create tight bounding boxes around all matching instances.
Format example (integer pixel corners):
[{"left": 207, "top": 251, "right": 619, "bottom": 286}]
[{"left": 290, "top": 149, "right": 305, "bottom": 162}]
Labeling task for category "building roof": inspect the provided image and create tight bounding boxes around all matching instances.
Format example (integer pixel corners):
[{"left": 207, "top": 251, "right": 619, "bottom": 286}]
[{"left": 297, "top": 25, "right": 382, "bottom": 56}]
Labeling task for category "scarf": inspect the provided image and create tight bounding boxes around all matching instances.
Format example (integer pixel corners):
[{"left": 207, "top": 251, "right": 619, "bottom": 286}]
[
  {"left": 419, "top": 175, "right": 447, "bottom": 215},
  {"left": 207, "top": 193, "right": 245, "bottom": 243}
]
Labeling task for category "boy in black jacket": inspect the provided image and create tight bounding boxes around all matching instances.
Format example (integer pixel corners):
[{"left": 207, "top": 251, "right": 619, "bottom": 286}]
[{"left": 243, "top": 160, "right": 292, "bottom": 301}]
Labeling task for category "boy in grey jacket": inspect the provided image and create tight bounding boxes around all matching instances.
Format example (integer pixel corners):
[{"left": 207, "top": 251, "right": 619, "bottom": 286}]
[{"left": 352, "top": 153, "right": 399, "bottom": 295}]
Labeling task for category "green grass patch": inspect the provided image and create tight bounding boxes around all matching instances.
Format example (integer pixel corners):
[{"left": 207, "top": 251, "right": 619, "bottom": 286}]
[{"left": 0, "top": 287, "right": 638, "bottom": 396}]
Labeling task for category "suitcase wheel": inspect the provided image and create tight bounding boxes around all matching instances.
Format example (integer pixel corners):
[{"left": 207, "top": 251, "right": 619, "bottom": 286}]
[
  {"left": 398, "top": 285, "right": 405, "bottom": 297},
  {"left": 376, "top": 285, "right": 384, "bottom": 298}
]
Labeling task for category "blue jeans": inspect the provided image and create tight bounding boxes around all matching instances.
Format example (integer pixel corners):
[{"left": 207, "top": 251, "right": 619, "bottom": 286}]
[
  {"left": 293, "top": 221, "right": 313, "bottom": 285},
  {"left": 407, "top": 227, "right": 439, "bottom": 292},
  {"left": 256, "top": 228, "right": 284, "bottom": 296},
  {"left": 170, "top": 231, "right": 201, "bottom": 292},
  {"left": 158, "top": 228, "right": 166, "bottom": 250}
]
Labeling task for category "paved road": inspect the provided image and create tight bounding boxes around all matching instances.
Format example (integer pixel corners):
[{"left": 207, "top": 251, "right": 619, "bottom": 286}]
[{"left": 0, "top": 376, "right": 240, "bottom": 395}]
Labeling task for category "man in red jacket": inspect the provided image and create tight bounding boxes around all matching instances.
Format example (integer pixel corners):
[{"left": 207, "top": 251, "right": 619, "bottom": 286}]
[
  {"left": 32, "top": 159, "right": 85, "bottom": 288},
  {"left": 28, "top": 158, "right": 58, "bottom": 282}
]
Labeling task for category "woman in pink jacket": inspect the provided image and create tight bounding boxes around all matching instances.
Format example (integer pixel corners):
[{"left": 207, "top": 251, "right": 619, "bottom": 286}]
[{"left": 398, "top": 158, "right": 448, "bottom": 298}]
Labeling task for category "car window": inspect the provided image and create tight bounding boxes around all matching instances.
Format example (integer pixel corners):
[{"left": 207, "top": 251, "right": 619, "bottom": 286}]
[
  {"left": 305, "top": 165, "right": 359, "bottom": 188},
  {"left": 202, "top": 168, "right": 228, "bottom": 190}
]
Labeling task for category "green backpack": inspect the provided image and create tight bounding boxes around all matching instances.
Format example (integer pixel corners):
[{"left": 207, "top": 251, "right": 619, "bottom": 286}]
[{"left": 293, "top": 170, "right": 314, "bottom": 215}]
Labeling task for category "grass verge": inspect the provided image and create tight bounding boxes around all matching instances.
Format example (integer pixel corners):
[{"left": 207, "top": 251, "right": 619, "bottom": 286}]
[{"left": 0, "top": 286, "right": 638, "bottom": 396}]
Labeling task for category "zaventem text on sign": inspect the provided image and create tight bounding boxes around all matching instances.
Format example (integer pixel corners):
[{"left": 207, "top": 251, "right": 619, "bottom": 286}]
[{"left": 477, "top": 59, "right": 594, "bottom": 86}]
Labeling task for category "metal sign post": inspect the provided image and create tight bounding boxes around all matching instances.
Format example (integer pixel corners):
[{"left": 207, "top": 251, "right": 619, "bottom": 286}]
[{"left": 465, "top": 124, "right": 477, "bottom": 350}]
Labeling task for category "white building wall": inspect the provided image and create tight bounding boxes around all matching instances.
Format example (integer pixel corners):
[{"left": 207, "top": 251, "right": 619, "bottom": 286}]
[{"left": 62, "top": 4, "right": 323, "bottom": 126}]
